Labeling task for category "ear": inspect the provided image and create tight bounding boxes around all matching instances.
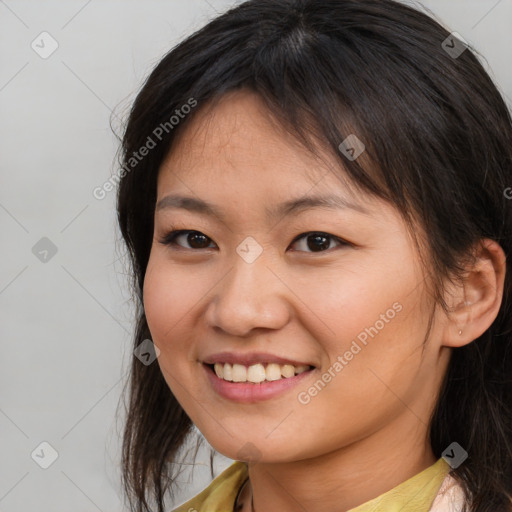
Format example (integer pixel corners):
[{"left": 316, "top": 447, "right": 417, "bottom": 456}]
[{"left": 441, "top": 238, "right": 506, "bottom": 348}]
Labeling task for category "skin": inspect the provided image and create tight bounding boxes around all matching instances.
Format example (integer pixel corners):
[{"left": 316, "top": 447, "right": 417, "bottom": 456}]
[{"left": 143, "top": 89, "right": 506, "bottom": 512}]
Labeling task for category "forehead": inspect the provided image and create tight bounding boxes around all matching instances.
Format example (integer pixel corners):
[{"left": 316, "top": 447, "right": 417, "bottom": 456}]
[{"left": 157, "top": 89, "right": 366, "bottom": 205}]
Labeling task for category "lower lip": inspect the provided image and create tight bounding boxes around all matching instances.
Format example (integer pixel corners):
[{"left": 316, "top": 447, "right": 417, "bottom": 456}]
[{"left": 203, "top": 363, "right": 316, "bottom": 403}]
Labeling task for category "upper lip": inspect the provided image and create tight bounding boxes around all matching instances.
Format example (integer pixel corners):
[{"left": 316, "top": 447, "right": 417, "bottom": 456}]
[{"left": 202, "top": 352, "right": 315, "bottom": 367}]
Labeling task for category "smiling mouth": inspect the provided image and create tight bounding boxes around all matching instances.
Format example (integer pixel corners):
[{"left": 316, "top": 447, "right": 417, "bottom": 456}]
[{"left": 205, "top": 362, "right": 315, "bottom": 384}]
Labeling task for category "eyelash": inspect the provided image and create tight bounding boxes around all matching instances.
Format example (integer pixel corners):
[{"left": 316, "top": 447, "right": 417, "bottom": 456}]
[{"left": 158, "top": 228, "right": 351, "bottom": 253}]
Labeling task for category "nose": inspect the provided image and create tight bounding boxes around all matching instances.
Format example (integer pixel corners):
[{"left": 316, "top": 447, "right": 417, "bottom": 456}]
[{"left": 204, "top": 250, "right": 292, "bottom": 337}]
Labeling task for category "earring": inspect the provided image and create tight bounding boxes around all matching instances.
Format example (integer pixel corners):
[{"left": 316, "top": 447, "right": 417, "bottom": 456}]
[{"left": 458, "top": 329, "right": 463, "bottom": 335}]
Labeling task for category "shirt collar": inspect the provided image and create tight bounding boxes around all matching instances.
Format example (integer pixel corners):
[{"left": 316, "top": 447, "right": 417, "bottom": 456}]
[{"left": 348, "top": 458, "right": 452, "bottom": 511}]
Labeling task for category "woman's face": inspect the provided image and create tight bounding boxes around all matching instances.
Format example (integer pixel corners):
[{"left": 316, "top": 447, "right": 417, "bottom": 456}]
[{"left": 143, "top": 89, "right": 450, "bottom": 463}]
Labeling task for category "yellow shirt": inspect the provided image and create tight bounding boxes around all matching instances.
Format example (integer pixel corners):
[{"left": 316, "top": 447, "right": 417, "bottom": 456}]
[{"left": 172, "top": 457, "right": 456, "bottom": 512}]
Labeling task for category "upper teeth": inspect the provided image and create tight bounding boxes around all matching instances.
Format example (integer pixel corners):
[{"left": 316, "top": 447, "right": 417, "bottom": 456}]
[{"left": 213, "top": 362, "right": 311, "bottom": 383}]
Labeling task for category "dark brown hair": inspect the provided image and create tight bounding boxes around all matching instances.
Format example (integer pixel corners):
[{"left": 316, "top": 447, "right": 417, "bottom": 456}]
[{"left": 115, "top": 1, "right": 512, "bottom": 510}]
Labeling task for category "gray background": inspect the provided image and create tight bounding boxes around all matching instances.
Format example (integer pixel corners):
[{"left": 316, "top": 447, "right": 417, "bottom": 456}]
[{"left": 1, "top": 1, "right": 511, "bottom": 511}]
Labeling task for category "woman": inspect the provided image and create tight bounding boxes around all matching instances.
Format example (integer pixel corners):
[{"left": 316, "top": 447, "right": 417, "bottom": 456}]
[{"left": 116, "top": 1, "right": 512, "bottom": 510}]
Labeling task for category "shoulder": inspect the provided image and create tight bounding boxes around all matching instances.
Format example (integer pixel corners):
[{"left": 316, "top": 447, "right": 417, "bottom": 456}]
[
  {"left": 428, "top": 472, "right": 467, "bottom": 512},
  {"left": 172, "top": 460, "right": 249, "bottom": 512}
]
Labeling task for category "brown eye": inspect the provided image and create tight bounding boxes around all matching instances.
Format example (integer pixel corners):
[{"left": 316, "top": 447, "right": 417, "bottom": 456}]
[
  {"left": 160, "top": 230, "right": 216, "bottom": 250},
  {"left": 290, "top": 232, "right": 348, "bottom": 253}
]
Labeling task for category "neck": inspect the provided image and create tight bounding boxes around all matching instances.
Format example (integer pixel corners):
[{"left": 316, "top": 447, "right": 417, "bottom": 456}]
[{"left": 243, "top": 414, "right": 436, "bottom": 512}]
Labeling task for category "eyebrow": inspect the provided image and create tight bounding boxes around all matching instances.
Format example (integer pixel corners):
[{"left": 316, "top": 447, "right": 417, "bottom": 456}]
[{"left": 155, "top": 193, "right": 371, "bottom": 221}]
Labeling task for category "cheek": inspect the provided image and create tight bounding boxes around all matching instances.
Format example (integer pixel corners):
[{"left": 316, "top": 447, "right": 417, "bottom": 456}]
[
  {"left": 295, "top": 256, "right": 425, "bottom": 396},
  {"left": 295, "top": 260, "right": 412, "bottom": 347},
  {"left": 142, "top": 256, "right": 207, "bottom": 406},
  {"left": 142, "top": 258, "right": 197, "bottom": 387},
  {"left": 143, "top": 261, "right": 174, "bottom": 340},
  {"left": 143, "top": 255, "right": 205, "bottom": 342}
]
